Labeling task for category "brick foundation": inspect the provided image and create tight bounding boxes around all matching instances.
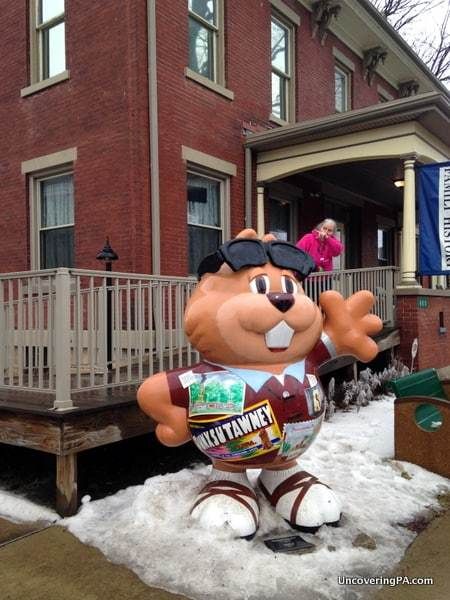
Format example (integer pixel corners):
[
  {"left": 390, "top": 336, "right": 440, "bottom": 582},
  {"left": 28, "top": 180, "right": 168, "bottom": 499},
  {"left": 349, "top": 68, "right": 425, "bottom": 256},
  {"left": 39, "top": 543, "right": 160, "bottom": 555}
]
[{"left": 395, "top": 291, "right": 450, "bottom": 371}]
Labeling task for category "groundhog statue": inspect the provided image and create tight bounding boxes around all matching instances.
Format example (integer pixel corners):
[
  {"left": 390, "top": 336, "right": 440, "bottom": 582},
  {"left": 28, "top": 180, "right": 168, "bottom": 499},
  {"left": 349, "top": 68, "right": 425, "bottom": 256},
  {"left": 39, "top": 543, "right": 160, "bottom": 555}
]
[{"left": 137, "top": 229, "right": 382, "bottom": 538}]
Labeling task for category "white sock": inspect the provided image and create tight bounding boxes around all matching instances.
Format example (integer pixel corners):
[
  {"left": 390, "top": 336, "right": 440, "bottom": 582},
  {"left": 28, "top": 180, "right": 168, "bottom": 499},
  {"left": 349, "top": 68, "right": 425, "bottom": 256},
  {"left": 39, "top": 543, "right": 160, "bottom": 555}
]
[
  {"left": 209, "top": 468, "right": 252, "bottom": 486},
  {"left": 260, "top": 465, "right": 308, "bottom": 494}
]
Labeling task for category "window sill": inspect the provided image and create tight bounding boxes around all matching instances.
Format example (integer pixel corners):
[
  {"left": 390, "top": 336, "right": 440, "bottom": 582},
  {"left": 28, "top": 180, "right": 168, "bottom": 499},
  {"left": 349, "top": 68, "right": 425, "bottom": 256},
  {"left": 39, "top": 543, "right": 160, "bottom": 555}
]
[
  {"left": 185, "top": 68, "right": 234, "bottom": 100},
  {"left": 270, "top": 114, "right": 291, "bottom": 126},
  {"left": 20, "top": 70, "right": 70, "bottom": 98}
]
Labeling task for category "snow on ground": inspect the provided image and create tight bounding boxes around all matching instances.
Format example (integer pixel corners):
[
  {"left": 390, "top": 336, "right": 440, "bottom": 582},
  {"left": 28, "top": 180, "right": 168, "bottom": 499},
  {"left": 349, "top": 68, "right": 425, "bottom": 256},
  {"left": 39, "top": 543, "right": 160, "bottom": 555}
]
[
  {"left": 0, "top": 489, "right": 58, "bottom": 524},
  {"left": 1, "top": 395, "right": 449, "bottom": 599}
]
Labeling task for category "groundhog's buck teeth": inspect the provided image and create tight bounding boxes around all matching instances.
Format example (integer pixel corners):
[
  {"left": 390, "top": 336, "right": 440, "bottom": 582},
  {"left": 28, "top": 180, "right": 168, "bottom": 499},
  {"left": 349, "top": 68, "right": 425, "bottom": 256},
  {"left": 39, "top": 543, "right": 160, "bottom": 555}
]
[{"left": 264, "top": 320, "right": 294, "bottom": 350}]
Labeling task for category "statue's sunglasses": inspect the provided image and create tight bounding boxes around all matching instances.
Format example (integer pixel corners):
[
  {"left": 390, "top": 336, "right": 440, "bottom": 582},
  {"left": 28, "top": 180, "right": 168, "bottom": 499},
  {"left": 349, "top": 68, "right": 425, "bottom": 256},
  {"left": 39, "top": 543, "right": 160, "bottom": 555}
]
[{"left": 197, "top": 239, "right": 315, "bottom": 281}]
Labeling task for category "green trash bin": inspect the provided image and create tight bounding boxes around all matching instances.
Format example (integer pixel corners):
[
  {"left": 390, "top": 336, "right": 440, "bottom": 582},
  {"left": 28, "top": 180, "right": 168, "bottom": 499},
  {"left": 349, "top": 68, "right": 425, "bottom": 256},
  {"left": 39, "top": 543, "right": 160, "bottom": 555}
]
[{"left": 390, "top": 368, "right": 447, "bottom": 400}]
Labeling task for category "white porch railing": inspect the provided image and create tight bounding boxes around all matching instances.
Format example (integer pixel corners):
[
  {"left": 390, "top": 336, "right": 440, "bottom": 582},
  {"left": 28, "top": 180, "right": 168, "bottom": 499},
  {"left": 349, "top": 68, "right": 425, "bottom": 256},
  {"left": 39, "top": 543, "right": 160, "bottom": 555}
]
[
  {"left": 305, "top": 265, "right": 399, "bottom": 326},
  {"left": 0, "top": 265, "right": 398, "bottom": 409}
]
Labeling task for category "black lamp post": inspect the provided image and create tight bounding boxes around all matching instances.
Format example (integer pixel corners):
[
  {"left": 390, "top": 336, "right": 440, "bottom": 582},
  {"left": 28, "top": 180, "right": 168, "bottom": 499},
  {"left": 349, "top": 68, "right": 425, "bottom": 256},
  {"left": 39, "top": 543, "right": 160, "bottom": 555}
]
[{"left": 96, "top": 238, "right": 119, "bottom": 370}]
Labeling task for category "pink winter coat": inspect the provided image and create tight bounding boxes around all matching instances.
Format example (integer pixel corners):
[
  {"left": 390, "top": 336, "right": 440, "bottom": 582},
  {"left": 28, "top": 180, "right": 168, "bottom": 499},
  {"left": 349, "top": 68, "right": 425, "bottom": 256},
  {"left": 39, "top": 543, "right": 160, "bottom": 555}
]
[{"left": 296, "top": 230, "right": 343, "bottom": 272}]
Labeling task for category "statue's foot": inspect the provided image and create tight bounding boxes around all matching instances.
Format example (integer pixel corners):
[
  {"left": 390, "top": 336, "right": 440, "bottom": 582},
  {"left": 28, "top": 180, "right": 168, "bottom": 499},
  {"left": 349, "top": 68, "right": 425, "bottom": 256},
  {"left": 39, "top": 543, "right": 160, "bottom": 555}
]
[
  {"left": 258, "top": 465, "right": 341, "bottom": 532},
  {"left": 190, "top": 469, "right": 259, "bottom": 539}
]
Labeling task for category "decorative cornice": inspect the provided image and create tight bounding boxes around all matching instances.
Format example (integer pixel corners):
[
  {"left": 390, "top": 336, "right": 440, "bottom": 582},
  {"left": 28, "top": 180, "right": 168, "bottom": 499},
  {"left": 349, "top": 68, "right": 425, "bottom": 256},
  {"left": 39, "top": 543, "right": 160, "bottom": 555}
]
[
  {"left": 399, "top": 80, "right": 420, "bottom": 97},
  {"left": 363, "top": 46, "right": 388, "bottom": 85},
  {"left": 311, "top": 0, "right": 341, "bottom": 45}
]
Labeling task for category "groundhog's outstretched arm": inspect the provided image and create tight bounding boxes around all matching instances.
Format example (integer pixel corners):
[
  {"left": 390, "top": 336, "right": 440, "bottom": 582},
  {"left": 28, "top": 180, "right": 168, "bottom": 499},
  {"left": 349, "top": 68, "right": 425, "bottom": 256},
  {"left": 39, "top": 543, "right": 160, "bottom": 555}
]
[
  {"left": 320, "top": 290, "right": 382, "bottom": 363},
  {"left": 137, "top": 372, "right": 191, "bottom": 446}
]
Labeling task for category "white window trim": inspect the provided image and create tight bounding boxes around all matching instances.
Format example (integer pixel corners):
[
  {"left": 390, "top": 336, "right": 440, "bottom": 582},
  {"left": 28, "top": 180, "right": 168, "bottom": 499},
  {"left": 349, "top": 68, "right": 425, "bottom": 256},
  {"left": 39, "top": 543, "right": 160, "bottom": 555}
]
[
  {"left": 21, "top": 70, "right": 70, "bottom": 98},
  {"left": 188, "top": 0, "right": 225, "bottom": 87},
  {"left": 185, "top": 68, "right": 234, "bottom": 100},
  {"left": 332, "top": 47, "right": 355, "bottom": 72},
  {"left": 270, "top": 0, "right": 300, "bottom": 25},
  {"left": 21, "top": 148, "right": 77, "bottom": 175},
  {"left": 377, "top": 85, "right": 394, "bottom": 102},
  {"left": 334, "top": 62, "right": 352, "bottom": 113},
  {"left": 270, "top": 12, "right": 296, "bottom": 124},
  {"left": 23, "top": 148, "right": 76, "bottom": 270},
  {"left": 182, "top": 146, "right": 236, "bottom": 177}
]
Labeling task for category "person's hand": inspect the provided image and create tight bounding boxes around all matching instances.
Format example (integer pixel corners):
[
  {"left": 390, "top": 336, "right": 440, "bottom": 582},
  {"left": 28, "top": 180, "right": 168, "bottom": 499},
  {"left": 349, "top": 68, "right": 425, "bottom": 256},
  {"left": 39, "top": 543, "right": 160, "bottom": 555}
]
[{"left": 317, "top": 229, "right": 328, "bottom": 241}]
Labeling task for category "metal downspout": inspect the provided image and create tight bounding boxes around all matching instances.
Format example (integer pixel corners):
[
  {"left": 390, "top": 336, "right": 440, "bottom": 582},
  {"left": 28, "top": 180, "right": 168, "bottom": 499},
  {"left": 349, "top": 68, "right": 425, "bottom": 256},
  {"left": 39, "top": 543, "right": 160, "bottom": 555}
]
[
  {"left": 245, "top": 147, "right": 253, "bottom": 229},
  {"left": 147, "top": 0, "right": 161, "bottom": 274}
]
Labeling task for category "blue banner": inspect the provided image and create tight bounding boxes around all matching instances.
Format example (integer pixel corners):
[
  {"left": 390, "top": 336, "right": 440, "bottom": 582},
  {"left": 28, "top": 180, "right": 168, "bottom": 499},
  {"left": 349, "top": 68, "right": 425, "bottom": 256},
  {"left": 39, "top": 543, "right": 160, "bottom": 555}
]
[{"left": 418, "top": 161, "right": 450, "bottom": 275}]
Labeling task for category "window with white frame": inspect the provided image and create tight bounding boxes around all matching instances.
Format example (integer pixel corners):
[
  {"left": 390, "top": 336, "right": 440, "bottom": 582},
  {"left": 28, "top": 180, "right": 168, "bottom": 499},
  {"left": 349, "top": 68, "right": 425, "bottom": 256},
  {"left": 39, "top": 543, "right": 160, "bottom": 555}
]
[
  {"left": 271, "top": 15, "right": 293, "bottom": 121},
  {"left": 36, "top": 173, "right": 74, "bottom": 269},
  {"left": 377, "top": 227, "right": 393, "bottom": 266},
  {"left": 188, "top": 0, "right": 222, "bottom": 82},
  {"left": 30, "top": 0, "right": 66, "bottom": 82},
  {"left": 187, "top": 171, "right": 225, "bottom": 275},
  {"left": 334, "top": 63, "right": 351, "bottom": 113}
]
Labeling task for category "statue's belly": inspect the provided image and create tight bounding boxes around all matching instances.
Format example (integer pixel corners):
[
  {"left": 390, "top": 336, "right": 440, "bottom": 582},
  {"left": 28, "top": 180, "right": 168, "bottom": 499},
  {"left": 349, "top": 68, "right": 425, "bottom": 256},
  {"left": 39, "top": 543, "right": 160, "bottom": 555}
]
[{"left": 188, "top": 380, "right": 325, "bottom": 466}]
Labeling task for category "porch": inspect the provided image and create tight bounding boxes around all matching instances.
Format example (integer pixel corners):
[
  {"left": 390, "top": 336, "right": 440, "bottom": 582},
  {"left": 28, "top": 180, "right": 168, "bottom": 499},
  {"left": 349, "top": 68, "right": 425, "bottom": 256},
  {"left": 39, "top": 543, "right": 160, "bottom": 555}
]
[{"left": 0, "top": 266, "right": 398, "bottom": 514}]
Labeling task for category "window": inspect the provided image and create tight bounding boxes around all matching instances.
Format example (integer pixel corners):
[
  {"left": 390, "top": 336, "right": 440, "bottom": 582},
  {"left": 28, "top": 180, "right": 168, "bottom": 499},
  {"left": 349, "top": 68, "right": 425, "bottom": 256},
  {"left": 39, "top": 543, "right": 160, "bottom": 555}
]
[
  {"left": 187, "top": 172, "right": 225, "bottom": 275},
  {"left": 377, "top": 228, "right": 393, "bottom": 266},
  {"left": 334, "top": 63, "right": 351, "bottom": 113},
  {"left": 22, "top": 1, "right": 68, "bottom": 96},
  {"left": 271, "top": 15, "right": 293, "bottom": 121},
  {"left": 38, "top": 173, "right": 74, "bottom": 269},
  {"left": 188, "top": 0, "right": 220, "bottom": 82},
  {"left": 37, "top": 0, "right": 66, "bottom": 80},
  {"left": 268, "top": 198, "right": 292, "bottom": 241}
]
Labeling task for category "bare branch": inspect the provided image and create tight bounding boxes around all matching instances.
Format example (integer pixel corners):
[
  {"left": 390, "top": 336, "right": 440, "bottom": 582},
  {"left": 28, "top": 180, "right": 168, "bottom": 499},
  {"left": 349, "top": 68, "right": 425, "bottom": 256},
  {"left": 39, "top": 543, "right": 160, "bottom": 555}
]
[{"left": 370, "top": 0, "right": 450, "bottom": 83}]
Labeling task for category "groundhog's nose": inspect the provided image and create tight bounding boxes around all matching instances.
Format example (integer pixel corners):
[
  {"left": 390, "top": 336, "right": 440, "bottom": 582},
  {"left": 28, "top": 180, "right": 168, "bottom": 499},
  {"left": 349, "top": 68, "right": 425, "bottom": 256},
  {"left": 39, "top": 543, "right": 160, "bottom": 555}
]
[{"left": 267, "top": 293, "right": 294, "bottom": 313}]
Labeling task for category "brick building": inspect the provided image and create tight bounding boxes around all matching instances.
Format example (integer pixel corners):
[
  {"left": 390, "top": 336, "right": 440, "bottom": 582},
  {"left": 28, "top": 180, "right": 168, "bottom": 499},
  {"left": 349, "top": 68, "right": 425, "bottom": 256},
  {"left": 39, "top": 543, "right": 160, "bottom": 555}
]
[{"left": 1, "top": 0, "right": 450, "bottom": 371}]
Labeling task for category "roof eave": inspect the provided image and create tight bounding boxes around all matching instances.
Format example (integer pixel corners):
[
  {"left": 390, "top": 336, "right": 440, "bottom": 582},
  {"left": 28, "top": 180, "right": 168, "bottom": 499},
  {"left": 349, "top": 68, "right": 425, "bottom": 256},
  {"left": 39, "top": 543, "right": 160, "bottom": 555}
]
[{"left": 244, "top": 92, "right": 450, "bottom": 151}]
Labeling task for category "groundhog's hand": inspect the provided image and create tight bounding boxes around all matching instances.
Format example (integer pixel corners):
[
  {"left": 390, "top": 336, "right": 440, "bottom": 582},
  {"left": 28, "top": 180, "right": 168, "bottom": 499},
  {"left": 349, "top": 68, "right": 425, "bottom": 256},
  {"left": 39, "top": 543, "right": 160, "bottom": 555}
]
[
  {"left": 137, "top": 372, "right": 191, "bottom": 446},
  {"left": 320, "top": 290, "right": 382, "bottom": 363}
]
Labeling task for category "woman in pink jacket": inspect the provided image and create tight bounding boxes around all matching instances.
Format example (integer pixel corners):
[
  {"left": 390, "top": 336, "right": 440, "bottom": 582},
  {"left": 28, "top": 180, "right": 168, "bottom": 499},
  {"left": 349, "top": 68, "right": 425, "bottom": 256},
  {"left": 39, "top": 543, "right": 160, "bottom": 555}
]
[{"left": 296, "top": 219, "right": 343, "bottom": 272}]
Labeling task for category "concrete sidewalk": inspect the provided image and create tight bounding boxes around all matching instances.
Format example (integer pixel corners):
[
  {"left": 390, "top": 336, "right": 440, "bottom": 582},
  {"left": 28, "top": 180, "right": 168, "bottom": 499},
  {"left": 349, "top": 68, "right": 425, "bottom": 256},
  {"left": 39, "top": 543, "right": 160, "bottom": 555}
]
[
  {"left": 0, "top": 522, "right": 187, "bottom": 600},
  {"left": 1, "top": 510, "right": 449, "bottom": 600}
]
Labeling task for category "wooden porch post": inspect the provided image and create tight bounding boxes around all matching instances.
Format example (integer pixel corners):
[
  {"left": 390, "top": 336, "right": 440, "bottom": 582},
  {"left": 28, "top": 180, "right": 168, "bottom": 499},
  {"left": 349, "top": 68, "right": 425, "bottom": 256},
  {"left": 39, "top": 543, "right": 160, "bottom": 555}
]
[
  {"left": 399, "top": 157, "right": 421, "bottom": 287},
  {"left": 54, "top": 268, "right": 74, "bottom": 410},
  {"left": 56, "top": 453, "right": 78, "bottom": 516},
  {"left": 257, "top": 186, "right": 265, "bottom": 237}
]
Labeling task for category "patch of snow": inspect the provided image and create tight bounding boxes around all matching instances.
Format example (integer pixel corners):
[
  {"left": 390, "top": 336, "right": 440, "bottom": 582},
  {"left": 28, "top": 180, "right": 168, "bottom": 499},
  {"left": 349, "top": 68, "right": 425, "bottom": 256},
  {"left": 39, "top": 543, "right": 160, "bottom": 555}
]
[
  {"left": 50, "top": 396, "right": 447, "bottom": 600},
  {"left": 0, "top": 489, "right": 58, "bottom": 524}
]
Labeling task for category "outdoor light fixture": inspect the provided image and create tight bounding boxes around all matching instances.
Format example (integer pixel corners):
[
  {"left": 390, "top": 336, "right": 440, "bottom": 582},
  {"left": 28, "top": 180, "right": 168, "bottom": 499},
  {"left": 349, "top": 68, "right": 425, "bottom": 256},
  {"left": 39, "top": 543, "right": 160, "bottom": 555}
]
[
  {"left": 96, "top": 237, "right": 119, "bottom": 265},
  {"left": 393, "top": 178, "right": 404, "bottom": 188},
  {"left": 96, "top": 238, "right": 118, "bottom": 371}
]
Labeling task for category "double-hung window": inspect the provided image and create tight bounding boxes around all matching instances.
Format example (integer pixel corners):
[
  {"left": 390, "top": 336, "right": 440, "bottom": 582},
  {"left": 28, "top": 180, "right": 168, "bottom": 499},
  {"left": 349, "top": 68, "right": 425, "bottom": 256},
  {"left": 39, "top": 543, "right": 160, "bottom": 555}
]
[
  {"left": 334, "top": 63, "right": 351, "bottom": 113},
  {"left": 188, "top": 0, "right": 220, "bottom": 82},
  {"left": 271, "top": 15, "right": 294, "bottom": 122},
  {"left": 38, "top": 173, "right": 74, "bottom": 269},
  {"left": 187, "top": 172, "right": 224, "bottom": 275},
  {"left": 30, "top": 0, "right": 66, "bottom": 83}
]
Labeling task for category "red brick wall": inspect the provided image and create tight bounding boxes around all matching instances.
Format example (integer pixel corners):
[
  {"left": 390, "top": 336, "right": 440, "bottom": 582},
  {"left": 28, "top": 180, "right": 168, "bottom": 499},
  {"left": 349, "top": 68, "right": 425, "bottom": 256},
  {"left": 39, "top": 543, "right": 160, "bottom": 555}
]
[
  {"left": 1, "top": 0, "right": 400, "bottom": 277},
  {"left": 0, "top": 1, "right": 151, "bottom": 274},
  {"left": 396, "top": 294, "right": 450, "bottom": 370}
]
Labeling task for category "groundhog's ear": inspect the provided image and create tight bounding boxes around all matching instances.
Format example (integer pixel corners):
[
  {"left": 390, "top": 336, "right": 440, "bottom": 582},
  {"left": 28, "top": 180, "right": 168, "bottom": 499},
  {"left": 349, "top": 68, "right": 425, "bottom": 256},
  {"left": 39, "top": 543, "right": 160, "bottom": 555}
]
[{"left": 235, "top": 228, "right": 258, "bottom": 239}]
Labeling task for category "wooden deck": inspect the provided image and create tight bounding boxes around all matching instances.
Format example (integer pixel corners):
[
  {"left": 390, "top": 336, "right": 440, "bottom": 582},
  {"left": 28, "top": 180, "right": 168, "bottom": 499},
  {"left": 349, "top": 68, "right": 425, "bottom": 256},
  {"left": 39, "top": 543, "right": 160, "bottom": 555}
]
[{"left": 0, "top": 386, "right": 153, "bottom": 516}]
